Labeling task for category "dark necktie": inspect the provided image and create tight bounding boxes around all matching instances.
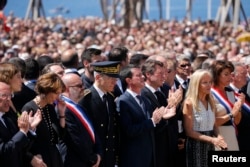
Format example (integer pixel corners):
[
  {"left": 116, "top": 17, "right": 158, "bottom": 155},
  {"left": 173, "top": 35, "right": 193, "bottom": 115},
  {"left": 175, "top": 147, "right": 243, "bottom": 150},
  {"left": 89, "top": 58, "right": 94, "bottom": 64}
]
[
  {"left": 103, "top": 94, "right": 110, "bottom": 114},
  {"left": 154, "top": 90, "right": 166, "bottom": 106},
  {"left": 0, "top": 115, "right": 7, "bottom": 128},
  {"left": 183, "top": 81, "right": 188, "bottom": 89},
  {"left": 136, "top": 95, "right": 148, "bottom": 117}
]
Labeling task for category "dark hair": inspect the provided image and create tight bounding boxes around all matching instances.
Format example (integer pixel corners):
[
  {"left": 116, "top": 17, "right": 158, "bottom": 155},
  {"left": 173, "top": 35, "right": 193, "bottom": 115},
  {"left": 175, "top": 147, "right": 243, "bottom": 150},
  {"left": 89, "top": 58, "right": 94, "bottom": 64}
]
[
  {"left": 24, "top": 58, "right": 40, "bottom": 80},
  {"left": 108, "top": 46, "right": 128, "bottom": 62},
  {"left": 37, "top": 55, "right": 54, "bottom": 73},
  {"left": 129, "top": 53, "right": 149, "bottom": 66},
  {"left": 8, "top": 57, "right": 26, "bottom": 78},
  {"left": 81, "top": 48, "right": 102, "bottom": 64},
  {"left": 210, "top": 60, "right": 234, "bottom": 86},
  {"left": 119, "top": 64, "right": 139, "bottom": 89}
]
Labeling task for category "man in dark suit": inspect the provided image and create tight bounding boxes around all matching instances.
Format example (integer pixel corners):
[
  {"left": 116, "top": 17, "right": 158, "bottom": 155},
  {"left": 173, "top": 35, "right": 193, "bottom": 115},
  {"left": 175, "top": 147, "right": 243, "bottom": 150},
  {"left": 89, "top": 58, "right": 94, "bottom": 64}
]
[
  {"left": 61, "top": 73, "right": 102, "bottom": 167},
  {"left": 230, "top": 62, "right": 250, "bottom": 151},
  {"left": 0, "top": 81, "right": 45, "bottom": 167},
  {"left": 117, "top": 65, "right": 164, "bottom": 167},
  {"left": 78, "top": 61, "right": 120, "bottom": 167},
  {"left": 141, "top": 59, "right": 177, "bottom": 167},
  {"left": 173, "top": 55, "right": 192, "bottom": 167}
]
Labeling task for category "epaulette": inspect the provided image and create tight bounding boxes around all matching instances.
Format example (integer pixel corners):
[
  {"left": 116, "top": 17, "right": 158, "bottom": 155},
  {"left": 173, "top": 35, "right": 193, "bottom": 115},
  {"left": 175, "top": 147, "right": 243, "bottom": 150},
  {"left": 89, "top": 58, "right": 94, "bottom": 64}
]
[
  {"left": 108, "top": 92, "right": 115, "bottom": 97},
  {"left": 84, "top": 89, "right": 91, "bottom": 97}
]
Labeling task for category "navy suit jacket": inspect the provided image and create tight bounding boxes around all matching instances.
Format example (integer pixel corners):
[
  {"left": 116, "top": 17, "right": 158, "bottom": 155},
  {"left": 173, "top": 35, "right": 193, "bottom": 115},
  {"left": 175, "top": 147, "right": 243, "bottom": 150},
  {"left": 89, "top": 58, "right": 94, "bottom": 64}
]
[
  {"left": 0, "top": 115, "right": 31, "bottom": 167},
  {"left": 64, "top": 103, "right": 102, "bottom": 167},
  {"left": 117, "top": 91, "right": 155, "bottom": 167}
]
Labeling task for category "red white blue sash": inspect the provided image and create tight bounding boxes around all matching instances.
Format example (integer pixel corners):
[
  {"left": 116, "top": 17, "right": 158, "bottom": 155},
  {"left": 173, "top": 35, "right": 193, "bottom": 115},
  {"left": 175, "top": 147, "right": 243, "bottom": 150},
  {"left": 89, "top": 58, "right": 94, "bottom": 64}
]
[
  {"left": 211, "top": 87, "right": 238, "bottom": 135},
  {"left": 61, "top": 95, "right": 95, "bottom": 143},
  {"left": 211, "top": 88, "right": 234, "bottom": 115},
  {"left": 234, "top": 92, "right": 250, "bottom": 113}
]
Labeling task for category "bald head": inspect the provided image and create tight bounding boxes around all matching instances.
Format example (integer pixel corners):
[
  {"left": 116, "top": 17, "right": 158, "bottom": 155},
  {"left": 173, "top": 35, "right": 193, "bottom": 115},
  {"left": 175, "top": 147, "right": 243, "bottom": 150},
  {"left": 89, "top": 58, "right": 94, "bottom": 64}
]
[
  {"left": 61, "top": 49, "right": 79, "bottom": 69},
  {"left": 62, "top": 73, "right": 84, "bottom": 102},
  {"left": 62, "top": 73, "right": 82, "bottom": 87}
]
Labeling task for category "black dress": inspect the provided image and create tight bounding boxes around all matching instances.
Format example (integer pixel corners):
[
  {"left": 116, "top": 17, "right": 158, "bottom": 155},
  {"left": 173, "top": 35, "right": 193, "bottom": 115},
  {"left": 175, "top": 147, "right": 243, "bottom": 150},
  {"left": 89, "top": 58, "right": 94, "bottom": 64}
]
[{"left": 22, "top": 100, "right": 63, "bottom": 167}]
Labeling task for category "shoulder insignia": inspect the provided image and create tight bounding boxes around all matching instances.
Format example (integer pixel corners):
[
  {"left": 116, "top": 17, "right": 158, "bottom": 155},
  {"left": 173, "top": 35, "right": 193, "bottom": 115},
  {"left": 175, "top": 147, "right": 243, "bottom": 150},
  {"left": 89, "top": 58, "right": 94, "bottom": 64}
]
[{"left": 84, "top": 89, "right": 91, "bottom": 96}]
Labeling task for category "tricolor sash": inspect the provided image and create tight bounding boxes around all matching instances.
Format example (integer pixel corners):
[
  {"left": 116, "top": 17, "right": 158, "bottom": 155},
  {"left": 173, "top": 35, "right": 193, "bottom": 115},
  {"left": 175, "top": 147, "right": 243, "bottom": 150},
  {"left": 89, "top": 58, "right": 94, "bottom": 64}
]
[
  {"left": 211, "top": 87, "right": 238, "bottom": 135},
  {"left": 211, "top": 88, "right": 234, "bottom": 114},
  {"left": 61, "top": 95, "right": 95, "bottom": 143},
  {"left": 234, "top": 92, "right": 250, "bottom": 113}
]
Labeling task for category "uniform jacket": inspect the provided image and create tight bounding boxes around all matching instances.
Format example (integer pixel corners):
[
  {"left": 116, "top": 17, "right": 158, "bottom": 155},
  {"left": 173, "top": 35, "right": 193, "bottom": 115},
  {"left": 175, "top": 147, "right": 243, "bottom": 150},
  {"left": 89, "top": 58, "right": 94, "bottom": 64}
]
[{"left": 78, "top": 86, "right": 119, "bottom": 167}]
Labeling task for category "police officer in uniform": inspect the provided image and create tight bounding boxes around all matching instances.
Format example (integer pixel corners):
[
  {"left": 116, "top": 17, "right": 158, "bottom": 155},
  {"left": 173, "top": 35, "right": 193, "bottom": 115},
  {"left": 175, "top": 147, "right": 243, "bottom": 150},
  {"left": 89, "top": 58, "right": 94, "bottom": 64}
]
[{"left": 78, "top": 61, "right": 120, "bottom": 167}]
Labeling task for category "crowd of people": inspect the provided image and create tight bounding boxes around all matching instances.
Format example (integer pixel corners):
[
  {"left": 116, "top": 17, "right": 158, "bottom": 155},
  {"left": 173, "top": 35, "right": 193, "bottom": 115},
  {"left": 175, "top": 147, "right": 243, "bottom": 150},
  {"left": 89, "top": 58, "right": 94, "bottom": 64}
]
[{"left": 1, "top": 14, "right": 250, "bottom": 167}]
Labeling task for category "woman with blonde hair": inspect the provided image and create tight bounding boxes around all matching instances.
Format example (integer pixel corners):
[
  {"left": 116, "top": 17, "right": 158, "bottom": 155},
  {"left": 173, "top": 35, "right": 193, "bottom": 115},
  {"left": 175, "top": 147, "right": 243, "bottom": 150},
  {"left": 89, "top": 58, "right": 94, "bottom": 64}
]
[{"left": 183, "top": 69, "right": 227, "bottom": 167}]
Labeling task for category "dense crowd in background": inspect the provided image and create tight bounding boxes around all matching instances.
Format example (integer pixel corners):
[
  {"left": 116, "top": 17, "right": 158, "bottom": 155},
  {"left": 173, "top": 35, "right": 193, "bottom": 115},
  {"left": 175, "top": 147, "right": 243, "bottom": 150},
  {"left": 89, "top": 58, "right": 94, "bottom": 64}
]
[
  {"left": 0, "top": 15, "right": 250, "bottom": 64},
  {"left": 1, "top": 14, "right": 250, "bottom": 167}
]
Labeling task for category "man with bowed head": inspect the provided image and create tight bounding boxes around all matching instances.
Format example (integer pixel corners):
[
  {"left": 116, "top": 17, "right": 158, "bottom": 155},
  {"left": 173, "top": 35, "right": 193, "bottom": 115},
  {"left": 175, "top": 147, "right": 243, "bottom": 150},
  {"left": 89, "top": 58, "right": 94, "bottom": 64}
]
[{"left": 78, "top": 61, "right": 121, "bottom": 167}]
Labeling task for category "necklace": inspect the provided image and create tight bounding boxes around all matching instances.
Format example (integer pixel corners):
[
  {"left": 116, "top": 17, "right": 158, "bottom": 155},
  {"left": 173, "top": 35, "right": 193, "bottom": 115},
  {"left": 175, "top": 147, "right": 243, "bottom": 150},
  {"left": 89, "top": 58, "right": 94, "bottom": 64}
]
[{"left": 34, "top": 97, "right": 55, "bottom": 144}]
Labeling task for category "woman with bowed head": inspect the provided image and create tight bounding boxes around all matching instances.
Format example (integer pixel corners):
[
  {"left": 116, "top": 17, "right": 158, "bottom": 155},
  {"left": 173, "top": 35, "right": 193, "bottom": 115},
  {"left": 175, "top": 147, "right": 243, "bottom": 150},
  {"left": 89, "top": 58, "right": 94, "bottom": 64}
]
[
  {"left": 22, "top": 72, "right": 66, "bottom": 167},
  {"left": 183, "top": 69, "right": 227, "bottom": 167}
]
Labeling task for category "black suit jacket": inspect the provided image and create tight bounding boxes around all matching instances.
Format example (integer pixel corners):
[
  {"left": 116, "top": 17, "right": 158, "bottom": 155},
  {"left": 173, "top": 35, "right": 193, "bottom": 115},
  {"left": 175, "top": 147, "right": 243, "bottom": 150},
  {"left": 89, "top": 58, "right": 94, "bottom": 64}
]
[
  {"left": 0, "top": 114, "right": 31, "bottom": 167},
  {"left": 229, "top": 85, "right": 250, "bottom": 151},
  {"left": 141, "top": 87, "right": 178, "bottom": 167},
  {"left": 117, "top": 91, "right": 155, "bottom": 167},
  {"left": 64, "top": 101, "right": 102, "bottom": 167},
  {"left": 78, "top": 86, "right": 119, "bottom": 167},
  {"left": 12, "top": 83, "right": 37, "bottom": 112}
]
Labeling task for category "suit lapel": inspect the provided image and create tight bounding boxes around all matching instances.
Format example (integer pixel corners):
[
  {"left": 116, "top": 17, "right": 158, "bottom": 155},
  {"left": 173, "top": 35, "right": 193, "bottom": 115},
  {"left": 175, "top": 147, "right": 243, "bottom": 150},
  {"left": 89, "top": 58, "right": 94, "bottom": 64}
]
[
  {"left": 124, "top": 91, "right": 147, "bottom": 118},
  {"left": 143, "top": 87, "right": 160, "bottom": 107}
]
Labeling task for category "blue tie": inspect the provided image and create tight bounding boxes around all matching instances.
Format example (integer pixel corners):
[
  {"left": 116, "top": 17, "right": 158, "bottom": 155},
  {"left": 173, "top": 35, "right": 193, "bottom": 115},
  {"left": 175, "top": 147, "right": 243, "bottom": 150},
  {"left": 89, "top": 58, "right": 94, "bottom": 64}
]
[
  {"left": 136, "top": 95, "right": 148, "bottom": 117},
  {"left": 136, "top": 95, "right": 143, "bottom": 104}
]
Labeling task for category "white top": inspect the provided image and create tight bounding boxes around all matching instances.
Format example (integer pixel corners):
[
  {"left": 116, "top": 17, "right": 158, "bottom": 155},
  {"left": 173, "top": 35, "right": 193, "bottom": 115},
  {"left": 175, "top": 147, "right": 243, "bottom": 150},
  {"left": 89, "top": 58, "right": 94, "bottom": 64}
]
[{"left": 192, "top": 101, "right": 215, "bottom": 132}]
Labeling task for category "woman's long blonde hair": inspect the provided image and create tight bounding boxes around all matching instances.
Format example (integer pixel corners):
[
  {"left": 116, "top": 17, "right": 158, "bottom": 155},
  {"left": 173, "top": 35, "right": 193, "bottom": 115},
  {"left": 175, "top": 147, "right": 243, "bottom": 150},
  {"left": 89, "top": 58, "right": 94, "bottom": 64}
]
[{"left": 185, "top": 69, "right": 216, "bottom": 112}]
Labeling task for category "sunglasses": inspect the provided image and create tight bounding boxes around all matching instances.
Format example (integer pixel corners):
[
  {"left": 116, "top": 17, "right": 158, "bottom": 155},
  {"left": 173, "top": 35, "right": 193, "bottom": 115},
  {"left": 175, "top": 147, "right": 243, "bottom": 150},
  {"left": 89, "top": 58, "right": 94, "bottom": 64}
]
[{"left": 179, "top": 64, "right": 191, "bottom": 68}]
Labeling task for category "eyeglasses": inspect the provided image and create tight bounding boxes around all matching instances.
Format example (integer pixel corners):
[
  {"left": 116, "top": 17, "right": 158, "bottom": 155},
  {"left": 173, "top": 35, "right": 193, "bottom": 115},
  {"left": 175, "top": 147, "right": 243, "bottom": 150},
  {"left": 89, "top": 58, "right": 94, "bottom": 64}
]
[
  {"left": 179, "top": 64, "right": 191, "bottom": 68},
  {"left": 0, "top": 93, "right": 14, "bottom": 99},
  {"left": 69, "top": 84, "right": 84, "bottom": 89}
]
